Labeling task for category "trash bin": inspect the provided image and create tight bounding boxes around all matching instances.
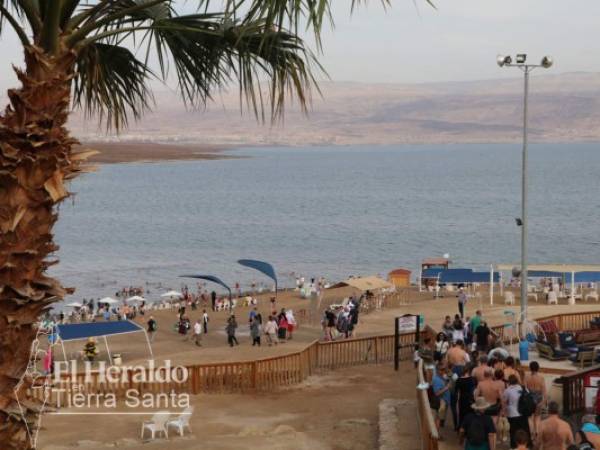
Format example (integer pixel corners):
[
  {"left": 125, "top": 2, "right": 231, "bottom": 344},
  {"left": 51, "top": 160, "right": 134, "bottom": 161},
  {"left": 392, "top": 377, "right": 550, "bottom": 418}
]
[
  {"left": 113, "top": 353, "right": 122, "bottom": 366},
  {"left": 519, "top": 340, "right": 529, "bottom": 361}
]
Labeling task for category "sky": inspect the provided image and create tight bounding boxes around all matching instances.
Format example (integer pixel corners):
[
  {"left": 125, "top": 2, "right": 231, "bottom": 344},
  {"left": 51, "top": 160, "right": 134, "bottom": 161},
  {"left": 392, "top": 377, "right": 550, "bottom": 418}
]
[{"left": 1, "top": 0, "right": 600, "bottom": 91}]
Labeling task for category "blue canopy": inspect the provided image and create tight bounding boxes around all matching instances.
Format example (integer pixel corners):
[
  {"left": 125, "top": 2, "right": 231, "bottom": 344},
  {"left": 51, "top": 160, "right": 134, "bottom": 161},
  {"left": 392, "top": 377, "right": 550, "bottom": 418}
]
[
  {"left": 238, "top": 259, "right": 278, "bottom": 289},
  {"left": 528, "top": 271, "right": 600, "bottom": 283},
  {"left": 422, "top": 268, "right": 500, "bottom": 284},
  {"left": 180, "top": 274, "right": 231, "bottom": 295},
  {"left": 55, "top": 320, "right": 144, "bottom": 342}
]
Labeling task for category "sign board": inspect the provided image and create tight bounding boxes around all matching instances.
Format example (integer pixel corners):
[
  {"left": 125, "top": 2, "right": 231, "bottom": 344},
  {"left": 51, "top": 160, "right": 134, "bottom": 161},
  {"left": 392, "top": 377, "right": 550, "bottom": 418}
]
[{"left": 397, "top": 314, "right": 422, "bottom": 332}]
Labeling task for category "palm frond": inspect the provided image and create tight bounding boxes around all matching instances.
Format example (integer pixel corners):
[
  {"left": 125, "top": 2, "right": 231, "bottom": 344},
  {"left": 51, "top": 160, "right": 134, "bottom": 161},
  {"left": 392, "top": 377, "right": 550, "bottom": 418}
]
[{"left": 72, "top": 42, "right": 154, "bottom": 129}]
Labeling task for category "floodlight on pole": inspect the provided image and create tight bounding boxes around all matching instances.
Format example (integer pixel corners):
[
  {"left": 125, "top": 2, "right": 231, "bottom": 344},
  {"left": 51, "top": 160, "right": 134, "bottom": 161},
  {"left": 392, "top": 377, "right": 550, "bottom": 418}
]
[{"left": 497, "top": 53, "right": 553, "bottom": 330}]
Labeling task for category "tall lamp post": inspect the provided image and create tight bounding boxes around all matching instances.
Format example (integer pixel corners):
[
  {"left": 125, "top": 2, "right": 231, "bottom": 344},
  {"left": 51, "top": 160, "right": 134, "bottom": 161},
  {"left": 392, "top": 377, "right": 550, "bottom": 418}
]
[{"left": 497, "top": 54, "right": 553, "bottom": 325}]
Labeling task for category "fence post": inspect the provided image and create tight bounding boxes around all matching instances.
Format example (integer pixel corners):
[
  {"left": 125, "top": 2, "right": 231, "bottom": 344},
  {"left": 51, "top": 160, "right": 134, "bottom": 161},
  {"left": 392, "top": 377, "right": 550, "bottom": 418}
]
[
  {"left": 251, "top": 361, "right": 258, "bottom": 391},
  {"left": 375, "top": 337, "right": 379, "bottom": 364}
]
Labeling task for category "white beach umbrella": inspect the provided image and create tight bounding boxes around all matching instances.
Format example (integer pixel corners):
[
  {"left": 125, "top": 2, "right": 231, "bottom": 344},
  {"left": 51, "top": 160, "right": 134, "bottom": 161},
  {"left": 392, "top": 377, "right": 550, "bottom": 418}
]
[
  {"left": 161, "top": 290, "right": 183, "bottom": 298},
  {"left": 99, "top": 297, "right": 119, "bottom": 304},
  {"left": 65, "top": 302, "right": 83, "bottom": 308},
  {"left": 126, "top": 295, "right": 146, "bottom": 303}
]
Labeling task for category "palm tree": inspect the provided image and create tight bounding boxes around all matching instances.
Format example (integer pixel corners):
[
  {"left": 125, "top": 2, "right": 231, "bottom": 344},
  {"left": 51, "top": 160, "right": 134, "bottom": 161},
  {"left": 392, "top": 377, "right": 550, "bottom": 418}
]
[{"left": 0, "top": 0, "right": 416, "bottom": 448}]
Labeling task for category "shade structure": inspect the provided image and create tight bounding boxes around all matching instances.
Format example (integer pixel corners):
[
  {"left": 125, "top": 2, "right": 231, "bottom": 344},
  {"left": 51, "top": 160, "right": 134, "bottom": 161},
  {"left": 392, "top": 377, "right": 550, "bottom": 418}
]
[
  {"left": 161, "top": 290, "right": 183, "bottom": 298},
  {"left": 237, "top": 259, "right": 278, "bottom": 288},
  {"left": 65, "top": 302, "right": 83, "bottom": 308},
  {"left": 330, "top": 276, "right": 393, "bottom": 291},
  {"left": 422, "top": 268, "right": 500, "bottom": 284},
  {"left": 54, "top": 320, "right": 153, "bottom": 364},
  {"left": 55, "top": 320, "right": 143, "bottom": 341},
  {"left": 99, "top": 297, "right": 118, "bottom": 304},
  {"left": 126, "top": 295, "right": 146, "bottom": 302},
  {"left": 497, "top": 264, "right": 600, "bottom": 273},
  {"left": 180, "top": 275, "right": 231, "bottom": 293}
]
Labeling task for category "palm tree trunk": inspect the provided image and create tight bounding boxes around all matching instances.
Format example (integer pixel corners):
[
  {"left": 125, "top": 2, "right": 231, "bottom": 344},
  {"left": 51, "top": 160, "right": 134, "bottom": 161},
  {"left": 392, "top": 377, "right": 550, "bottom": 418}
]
[{"left": 0, "top": 45, "right": 92, "bottom": 450}]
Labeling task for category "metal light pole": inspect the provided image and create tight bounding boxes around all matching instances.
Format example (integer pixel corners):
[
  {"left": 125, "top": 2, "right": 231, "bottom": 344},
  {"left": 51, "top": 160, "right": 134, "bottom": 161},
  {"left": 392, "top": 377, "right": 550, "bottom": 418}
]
[{"left": 497, "top": 54, "right": 553, "bottom": 325}]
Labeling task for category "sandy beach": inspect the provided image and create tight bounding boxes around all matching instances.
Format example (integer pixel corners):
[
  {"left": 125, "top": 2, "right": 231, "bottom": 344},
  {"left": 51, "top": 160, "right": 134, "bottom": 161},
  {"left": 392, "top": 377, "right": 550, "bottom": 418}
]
[
  {"left": 80, "top": 142, "right": 233, "bottom": 164},
  {"left": 37, "top": 285, "right": 600, "bottom": 449}
]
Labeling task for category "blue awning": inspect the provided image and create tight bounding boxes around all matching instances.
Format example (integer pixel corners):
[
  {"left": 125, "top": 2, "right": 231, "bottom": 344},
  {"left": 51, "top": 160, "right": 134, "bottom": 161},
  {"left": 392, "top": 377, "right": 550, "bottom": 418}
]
[
  {"left": 423, "top": 268, "right": 499, "bottom": 283},
  {"left": 527, "top": 271, "right": 600, "bottom": 283},
  {"left": 55, "top": 320, "right": 144, "bottom": 342}
]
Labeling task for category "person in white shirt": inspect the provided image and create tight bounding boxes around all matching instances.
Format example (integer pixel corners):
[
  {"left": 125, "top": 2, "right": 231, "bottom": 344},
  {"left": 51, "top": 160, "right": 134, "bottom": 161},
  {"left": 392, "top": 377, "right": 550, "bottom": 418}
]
[
  {"left": 193, "top": 320, "right": 202, "bottom": 346},
  {"left": 263, "top": 316, "right": 279, "bottom": 346}
]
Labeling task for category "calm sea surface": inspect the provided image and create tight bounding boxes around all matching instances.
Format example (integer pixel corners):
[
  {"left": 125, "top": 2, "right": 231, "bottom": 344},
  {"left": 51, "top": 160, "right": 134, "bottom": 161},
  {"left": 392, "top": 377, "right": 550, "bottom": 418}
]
[{"left": 50, "top": 143, "right": 600, "bottom": 301}]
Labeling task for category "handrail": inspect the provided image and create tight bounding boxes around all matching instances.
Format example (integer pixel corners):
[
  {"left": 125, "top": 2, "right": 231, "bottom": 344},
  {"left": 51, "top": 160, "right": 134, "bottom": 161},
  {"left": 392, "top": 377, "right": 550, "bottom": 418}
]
[{"left": 416, "top": 359, "right": 439, "bottom": 450}]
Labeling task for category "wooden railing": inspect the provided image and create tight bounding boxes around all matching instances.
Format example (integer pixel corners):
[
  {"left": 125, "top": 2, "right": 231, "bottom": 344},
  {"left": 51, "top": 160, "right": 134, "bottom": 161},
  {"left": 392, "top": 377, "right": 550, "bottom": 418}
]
[
  {"left": 487, "top": 311, "right": 600, "bottom": 416},
  {"left": 30, "top": 332, "right": 416, "bottom": 405},
  {"left": 488, "top": 310, "right": 600, "bottom": 344},
  {"left": 558, "top": 363, "right": 600, "bottom": 416},
  {"left": 416, "top": 359, "right": 439, "bottom": 450}
]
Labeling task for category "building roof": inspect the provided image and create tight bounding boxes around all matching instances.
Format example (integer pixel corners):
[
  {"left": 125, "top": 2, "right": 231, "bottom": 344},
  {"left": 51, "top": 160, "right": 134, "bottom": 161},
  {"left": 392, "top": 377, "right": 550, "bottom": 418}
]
[
  {"left": 422, "top": 258, "right": 449, "bottom": 266},
  {"left": 389, "top": 268, "right": 411, "bottom": 275}
]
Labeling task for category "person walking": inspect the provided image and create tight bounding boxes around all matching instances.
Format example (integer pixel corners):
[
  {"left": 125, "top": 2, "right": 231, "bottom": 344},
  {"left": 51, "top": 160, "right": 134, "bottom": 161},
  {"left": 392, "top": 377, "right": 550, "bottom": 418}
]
[
  {"left": 460, "top": 397, "right": 497, "bottom": 450},
  {"left": 211, "top": 290, "right": 217, "bottom": 311},
  {"left": 193, "top": 319, "right": 202, "bottom": 346},
  {"left": 524, "top": 361, "right": 547, "bottom": 438},
  {"left": 458, "top": 288, "right": 468, "bottom": 318},
  {"left": 226, "top": 315, "right": 239, "bottom": 347},
  {"left": 147, "top": 315, "right": 157, "bottom": 343},
  {"left": 264, "top": 315, "right": 278, "bottom": 346},
  {"left": 455, "top": 366, "right": 477, "bottom": 431},
  {"left": 277, "top": 309, "right": 288, "bottom": 341},
  {"left": 432, "top": 364, "right": 451, "bottom": 431},
  {"left": 202, "top": 309, "right": 209, "bottom": 334},
  {"left": 537, "top": 401, "right": 573, "bottom": 450},
  {"left": 502, "top": 374, "right": 531, "bottom": 448},
  {"left": 250, "top": 317, "right": 261, "bottom": 346}
]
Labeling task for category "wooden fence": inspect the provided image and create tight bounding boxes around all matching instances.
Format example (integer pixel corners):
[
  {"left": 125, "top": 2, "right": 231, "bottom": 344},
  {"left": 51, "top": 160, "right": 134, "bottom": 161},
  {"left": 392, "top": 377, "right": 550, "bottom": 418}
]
[
  {"left": 30, "top": 332, "right": 416, "bottom": 405},
  {"left": 416, "top": 359, "right": 439, "bottom": 450}
]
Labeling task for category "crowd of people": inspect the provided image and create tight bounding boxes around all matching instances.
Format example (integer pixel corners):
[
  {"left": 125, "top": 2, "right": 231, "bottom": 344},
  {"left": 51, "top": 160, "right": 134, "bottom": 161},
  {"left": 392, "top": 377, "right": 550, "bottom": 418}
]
[
  {"left": 417, "top": 303, "right": 600, "bottom": 450},
  {"left": 321, "top": 295, "right": 361, "bottom": 341},
  {"left": 170, "top": 304, "right": 299, "bottom": 348}
]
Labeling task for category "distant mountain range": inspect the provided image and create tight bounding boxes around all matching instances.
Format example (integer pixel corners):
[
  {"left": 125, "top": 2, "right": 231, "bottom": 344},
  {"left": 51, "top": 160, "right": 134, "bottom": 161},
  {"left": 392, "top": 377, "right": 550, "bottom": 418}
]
[{"left": 5, "top": 73, "right": 600, "bottom": 145}]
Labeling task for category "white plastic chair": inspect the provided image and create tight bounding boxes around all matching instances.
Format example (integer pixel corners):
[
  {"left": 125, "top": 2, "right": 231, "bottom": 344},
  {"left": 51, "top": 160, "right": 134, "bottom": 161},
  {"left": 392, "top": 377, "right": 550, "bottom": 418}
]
[
  {"left": 527, "top": 292, "right": 538, "bottom": 303},
  {"left": 504, "top": 291, "right": 515, "bottom": 305},
  {"left": 547, "top": 291, "right": 558, "bottom": 305},
  {"left": 167, "top": 406, "right": 194, "bottom": 436},
  {"left": 585, "top": 291, "right": 599, "bottom": 302},
  {"left": 141, "top": 411, "right": 170, "bottom": 440}
]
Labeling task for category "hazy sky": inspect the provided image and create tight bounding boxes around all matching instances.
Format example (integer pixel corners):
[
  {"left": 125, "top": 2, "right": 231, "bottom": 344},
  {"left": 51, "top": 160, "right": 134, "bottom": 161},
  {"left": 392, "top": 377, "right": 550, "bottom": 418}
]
[{"left": 1, "top": 0, "right": 599, "bottom": 90}]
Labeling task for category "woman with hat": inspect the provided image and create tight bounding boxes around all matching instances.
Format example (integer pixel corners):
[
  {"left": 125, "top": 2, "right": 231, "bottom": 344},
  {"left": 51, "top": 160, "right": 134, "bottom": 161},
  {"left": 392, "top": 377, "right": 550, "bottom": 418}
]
[{"left": 459, "top": 397, "right": 497, "bottom": 450}]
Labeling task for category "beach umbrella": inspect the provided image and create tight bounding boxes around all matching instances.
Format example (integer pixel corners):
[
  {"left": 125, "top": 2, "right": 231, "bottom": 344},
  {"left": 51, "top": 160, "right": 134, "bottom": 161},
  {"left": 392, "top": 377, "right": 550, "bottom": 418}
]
[
  {"left": 99, "top": 297, "right": 119, "bottom": 304},
  {"left": 161, "top": 290, "right": 183, "bottom": 298},
  {"left": 126, "top": 295, "right": 146, "bottom": 303},
  {"left": 65, "top": 302, "right": 83, "bottom": 308}
]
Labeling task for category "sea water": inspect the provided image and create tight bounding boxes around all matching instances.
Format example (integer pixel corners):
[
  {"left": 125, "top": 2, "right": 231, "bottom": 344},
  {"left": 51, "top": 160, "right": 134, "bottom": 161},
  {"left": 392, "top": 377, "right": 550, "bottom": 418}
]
[{"left": 50, "top": 143, "right": 600, "bottom": 302}]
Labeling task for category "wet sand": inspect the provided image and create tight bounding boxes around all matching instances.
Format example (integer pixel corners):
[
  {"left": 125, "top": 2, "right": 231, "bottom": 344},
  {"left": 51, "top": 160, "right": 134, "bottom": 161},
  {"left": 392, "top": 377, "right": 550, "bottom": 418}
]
[{"left": 79, "top": 142, "right": 234, "bottom": 164}]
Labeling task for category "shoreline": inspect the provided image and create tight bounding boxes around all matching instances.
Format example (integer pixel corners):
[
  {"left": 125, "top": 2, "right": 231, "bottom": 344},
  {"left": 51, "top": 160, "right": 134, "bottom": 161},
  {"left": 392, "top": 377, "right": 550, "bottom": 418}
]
[
  {"left": 81, "top": 141, "right": 238, "bottom": 164},
  {"left": 80, "top": 140, "right": 600, "bottom": 165}
]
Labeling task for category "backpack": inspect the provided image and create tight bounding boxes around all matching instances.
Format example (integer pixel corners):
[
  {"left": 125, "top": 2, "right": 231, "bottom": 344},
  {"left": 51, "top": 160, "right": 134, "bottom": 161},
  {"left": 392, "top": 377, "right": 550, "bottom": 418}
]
[
  {"left": 465, "top": 415, "right": 487, "bottom": 445},
  {"left": 518, "top": 386, "right": 537, "bottom": 417},
  {"left": 577, "top": 431, "right": 594, "bottom": 450}
]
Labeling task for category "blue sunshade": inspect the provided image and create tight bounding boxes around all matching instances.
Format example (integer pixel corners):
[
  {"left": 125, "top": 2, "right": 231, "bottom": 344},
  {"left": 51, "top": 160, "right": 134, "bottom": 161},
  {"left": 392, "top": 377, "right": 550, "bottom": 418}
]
[{"left": 55, "top": 320, "right": 143, "bottom": 341}]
